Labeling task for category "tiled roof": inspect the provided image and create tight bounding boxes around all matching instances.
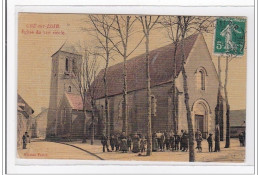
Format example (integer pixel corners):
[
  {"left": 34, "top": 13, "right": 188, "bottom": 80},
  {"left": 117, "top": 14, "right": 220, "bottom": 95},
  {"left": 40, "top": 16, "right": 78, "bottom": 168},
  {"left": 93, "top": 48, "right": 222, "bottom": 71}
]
[
  {"left": 65, "top": 93, "right": 91, "bottom": 111},
  {"left": 92, "top": 33, "right": 200, "bottom": 99},
  {"left": 17, "top": 94, "right": 34, "bottom": 114}
]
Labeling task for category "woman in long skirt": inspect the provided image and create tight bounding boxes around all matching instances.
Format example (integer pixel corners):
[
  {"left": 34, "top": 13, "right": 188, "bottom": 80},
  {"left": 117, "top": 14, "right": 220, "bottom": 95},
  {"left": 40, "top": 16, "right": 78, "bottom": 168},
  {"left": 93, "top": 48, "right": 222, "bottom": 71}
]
[{"left": 132, "top": 133, "right": 140, "bottom": 153}]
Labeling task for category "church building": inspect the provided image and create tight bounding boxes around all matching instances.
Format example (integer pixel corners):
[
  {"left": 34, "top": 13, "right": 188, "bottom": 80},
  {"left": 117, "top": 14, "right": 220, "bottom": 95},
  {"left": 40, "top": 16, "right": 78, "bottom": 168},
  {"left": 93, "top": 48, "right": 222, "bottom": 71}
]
[
  {"left": 46, "top": 33, "right": 226, "bottom": 140},
  {"left": 93, "top": 33, "right": 225, "bottom": 139}
]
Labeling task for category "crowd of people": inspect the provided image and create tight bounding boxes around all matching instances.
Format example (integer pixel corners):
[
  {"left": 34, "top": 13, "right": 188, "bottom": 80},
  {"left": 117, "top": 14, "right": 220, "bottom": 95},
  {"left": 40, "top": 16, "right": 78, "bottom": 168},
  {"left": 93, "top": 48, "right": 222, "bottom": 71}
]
[{"left": 100, "top": 129, "right": 218, "bottom": 154}]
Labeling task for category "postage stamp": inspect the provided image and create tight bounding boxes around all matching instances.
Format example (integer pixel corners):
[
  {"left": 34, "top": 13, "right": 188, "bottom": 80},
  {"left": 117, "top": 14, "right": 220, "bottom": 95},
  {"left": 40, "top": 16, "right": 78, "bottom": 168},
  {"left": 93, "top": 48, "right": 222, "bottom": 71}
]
[{"left": 214, "top": 17, "right": 246, "bottom": 56}]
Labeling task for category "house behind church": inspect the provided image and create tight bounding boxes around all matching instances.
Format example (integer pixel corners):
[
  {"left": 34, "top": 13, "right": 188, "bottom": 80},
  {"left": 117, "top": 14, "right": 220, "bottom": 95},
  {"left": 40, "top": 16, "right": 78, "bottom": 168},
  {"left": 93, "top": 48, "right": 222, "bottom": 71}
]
[
  {"left": 34, "top": 108, "right": 48, "bottom": 138},
  {"left": 230, "top": 109, "right": 246, "bottom": 138},
  {"left": 17, "top": 94, "right": 36, "bottom": 148}
]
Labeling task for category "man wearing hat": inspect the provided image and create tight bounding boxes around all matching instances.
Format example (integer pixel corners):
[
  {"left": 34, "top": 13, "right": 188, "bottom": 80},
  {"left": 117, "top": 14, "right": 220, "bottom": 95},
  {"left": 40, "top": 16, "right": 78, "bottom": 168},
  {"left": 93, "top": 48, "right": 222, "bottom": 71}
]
[{"left": 207, "top": 133, "right": 213, "bottom": 152}]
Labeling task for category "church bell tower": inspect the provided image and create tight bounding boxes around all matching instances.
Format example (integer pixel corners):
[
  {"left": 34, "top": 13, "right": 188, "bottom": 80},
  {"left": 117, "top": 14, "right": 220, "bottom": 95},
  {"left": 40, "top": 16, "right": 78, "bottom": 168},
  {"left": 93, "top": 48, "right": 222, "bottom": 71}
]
[{"left": 46, "top": 42, "right": 82, "bottom": 138}]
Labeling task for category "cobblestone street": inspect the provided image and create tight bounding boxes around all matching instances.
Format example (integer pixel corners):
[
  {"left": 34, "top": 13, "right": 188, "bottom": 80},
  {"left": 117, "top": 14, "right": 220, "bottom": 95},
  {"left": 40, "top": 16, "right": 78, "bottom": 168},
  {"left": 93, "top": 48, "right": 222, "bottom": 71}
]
[{"left": 17, "top": 138, "right": 245, "bottom": 162}]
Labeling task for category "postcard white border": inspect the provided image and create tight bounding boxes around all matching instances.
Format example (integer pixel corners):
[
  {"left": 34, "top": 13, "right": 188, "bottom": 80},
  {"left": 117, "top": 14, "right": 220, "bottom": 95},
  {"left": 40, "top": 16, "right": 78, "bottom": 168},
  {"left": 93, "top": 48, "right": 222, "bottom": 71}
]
[{"left": 5, "top": 2, "right": 255, "bottom": 175}]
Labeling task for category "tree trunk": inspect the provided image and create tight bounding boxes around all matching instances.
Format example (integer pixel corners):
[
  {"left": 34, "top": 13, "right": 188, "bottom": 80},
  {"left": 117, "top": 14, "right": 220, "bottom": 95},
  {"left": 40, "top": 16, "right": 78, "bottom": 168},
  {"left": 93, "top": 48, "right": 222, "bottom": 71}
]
[
  {"left": 214, "top": 92, "right": 221, "bottom": 151},
  {"left": 145, "top": 32, "right": 152, "bottom": 156},
  {"left": 172, "top": 43, "right": 178, "bottom": 134},
  {"left": 104, "top": 73, "right": 109, "bottom": 137},
  {"left": 225, "top": 104, "right": 230, "bottom": 148},
  {"left": 122, "top": 52, "right": 128, "bottom": 135},
  {"left": 224, "top": 57, "right": 230, "bottom": 148},
  {"left": 91, "top": 101, "right": 95, "bottom": 145},
  {"left": 82, "top": 109, "right": 87, "bottom": 143},
  {"left": 181, "top": 35, "right": 195, "bottom": 162},
  {"left": 181, "top": 66, "right": 195, "bottom": 162},
  {"left": 214, "top": 56, "right": 221, "bottom": 152}
]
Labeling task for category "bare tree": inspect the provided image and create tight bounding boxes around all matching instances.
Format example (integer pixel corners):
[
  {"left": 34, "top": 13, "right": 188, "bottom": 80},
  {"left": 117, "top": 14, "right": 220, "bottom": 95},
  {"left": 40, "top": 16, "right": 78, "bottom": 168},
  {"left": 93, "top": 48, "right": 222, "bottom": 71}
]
[
  {"left": 214, "top": 56, "right": 222, "bottom": 152},
  {"left": 70, "top": 48, "right": 89, "bottom": 143},
  {"left": 136, "top": 15, "right": 160, "bottom": 156},
  {"left": 178, "top": 16, "right": 195, "bottom": 162},
  {"left": 177, "top": 16, "right": 213, "bottom": 162},
  {"left": 159, "top": 16, "right": 181, "bottom": 134},
  {"left": 223, "top": 20, "right": 246, "bottom": 148},
  {"left": 105, "top": 15, "right": 145, "bottom": 135},
  {"left": 89, "top": 15, "right": 116, "bottom": 137},
  {"left": 84, "top": 50, "right": 100, "bottom": 145},
  {"left": 224, "top": 56, "right": 231, "bottom": 148},
  {"left": 159, "top": 16, "right": 213, "bottom": 161}
]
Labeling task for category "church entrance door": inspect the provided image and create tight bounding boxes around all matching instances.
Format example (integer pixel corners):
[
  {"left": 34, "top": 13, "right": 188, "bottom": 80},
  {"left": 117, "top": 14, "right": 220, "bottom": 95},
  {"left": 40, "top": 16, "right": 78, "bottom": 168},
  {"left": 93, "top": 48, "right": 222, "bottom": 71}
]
[
  {"left": 195, "top": 115, "right": 205, "bottom": 138},
  {"left": 192, "top": 99, "right": 210, "bottom": 139}
]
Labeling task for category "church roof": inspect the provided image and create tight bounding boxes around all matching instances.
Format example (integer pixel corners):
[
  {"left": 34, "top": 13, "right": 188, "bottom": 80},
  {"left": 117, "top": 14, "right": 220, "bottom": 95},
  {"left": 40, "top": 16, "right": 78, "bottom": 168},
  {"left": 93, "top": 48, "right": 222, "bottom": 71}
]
[
  {"left": 52, "top": 40, "right": 82, "bottom": 57},
  {"left": 92, "top": 33, "right": 200, "bottom": 99},
  {"left": 65, "top": 93, "right": 92, "bottom": 111}
]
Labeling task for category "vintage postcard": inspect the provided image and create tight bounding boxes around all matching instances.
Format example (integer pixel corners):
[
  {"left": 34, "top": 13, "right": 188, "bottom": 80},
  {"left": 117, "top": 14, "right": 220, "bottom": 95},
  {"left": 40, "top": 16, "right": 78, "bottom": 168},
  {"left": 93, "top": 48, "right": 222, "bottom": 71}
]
[{"left": 17, "top": 13, "right": 247, "bottom": 162}]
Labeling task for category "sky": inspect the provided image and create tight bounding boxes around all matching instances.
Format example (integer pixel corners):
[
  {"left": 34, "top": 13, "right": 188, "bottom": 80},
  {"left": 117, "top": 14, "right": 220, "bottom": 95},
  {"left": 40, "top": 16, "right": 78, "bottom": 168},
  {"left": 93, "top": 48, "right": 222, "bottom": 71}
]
[{"left": 18, "top": 13, "right": 247, "bottom": 115}]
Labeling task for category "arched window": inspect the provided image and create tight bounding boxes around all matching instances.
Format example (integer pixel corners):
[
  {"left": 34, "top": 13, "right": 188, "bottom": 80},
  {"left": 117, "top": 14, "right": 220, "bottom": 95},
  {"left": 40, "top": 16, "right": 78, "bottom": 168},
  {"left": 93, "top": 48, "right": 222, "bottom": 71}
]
[
  {"left": 68, "top": 86, "right": 71, "bottom": 92},
  {"left": 65, "top": 58, "right": 69, "bottom": 72},
  {"left": 196, "top": 67, "right": 207, "bottom": 90},
  {"left": 199, "top": 70, "right": 205, "bottom": 90}
]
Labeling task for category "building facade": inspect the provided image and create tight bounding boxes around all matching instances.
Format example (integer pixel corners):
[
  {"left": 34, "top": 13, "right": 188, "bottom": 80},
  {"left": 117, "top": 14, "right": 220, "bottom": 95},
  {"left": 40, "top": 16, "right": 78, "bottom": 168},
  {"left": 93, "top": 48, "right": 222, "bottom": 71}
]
[{"left": 93, "top": 33, "right": 225, "bottom": 138}]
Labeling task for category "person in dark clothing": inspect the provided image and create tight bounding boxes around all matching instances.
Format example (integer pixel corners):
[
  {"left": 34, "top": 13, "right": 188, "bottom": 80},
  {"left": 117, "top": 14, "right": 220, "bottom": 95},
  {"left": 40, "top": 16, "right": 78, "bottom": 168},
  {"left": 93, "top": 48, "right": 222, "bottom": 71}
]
[
  {"left": 140, "top": 136, "right": 147, "bottom": 153},
  {"left": 165, "top": 134, "right": 170, "bottom": 150},
  {"left": 180, "top": 130, "right": 184, "bottom": 151},
  {"left": 174, "top": 135, "right": 180, "bottom": 151},
  {"left": 243, "top": 131, "right": 246, "bottom": 146},
  {"left": 121, "top": 138, "right": 128, "bottom": 153},
  {"left": 22, "top": 133, "right": 27, "bottom": 149},
  {"left": 239, "top": 132, "right": 244, "bottom": 146},
  {"left": 195, "top": 129, "right": 202, "bottom": 141},
  {"left": 182, "top": 131, "right": 188, "bottom": 152},
  {"left": 132, "top": 133, "right": 140, "bottom": 153},
  {"left": 169, "top": 134, "right": 175, "bottom": 151},
  {"left": 119, "top": 132, "right": 127, "bottom": 151},
  {"left": 110, "top": 134, "right": 115, "bottom": 151},
  {"left": 115, "top": 134, "right": 120, "bottom": 151},
  {"left": 163, "top": 131, "right": 168, "bottom": 150},
  {"left": 25, "top": 131, "right": 30, "bottom": 144},
  {"left": 152, "top": 132, "right": 159, "bottom": 152},
  {"left": 196, "top": 134, "right": 203, "bottom": 152},
  {"left": 207, "top": 133, "right": 213, "bottom": 152},
  {"left": 127, "top": 136, "right": 132, "bottom": 151},
  {"left": 101, "top": 134, "right": 110, "bottom": 152},
  {"left": 160, "top": 133, "right": 165, "bottom": 151}
]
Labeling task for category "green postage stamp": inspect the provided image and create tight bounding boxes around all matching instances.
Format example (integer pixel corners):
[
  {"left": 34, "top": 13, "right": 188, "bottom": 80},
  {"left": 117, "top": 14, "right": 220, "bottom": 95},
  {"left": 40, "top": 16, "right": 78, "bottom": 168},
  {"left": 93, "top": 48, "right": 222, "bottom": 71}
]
[{"left": 214, "top": 17, "right": 246, "bottom": 56}]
